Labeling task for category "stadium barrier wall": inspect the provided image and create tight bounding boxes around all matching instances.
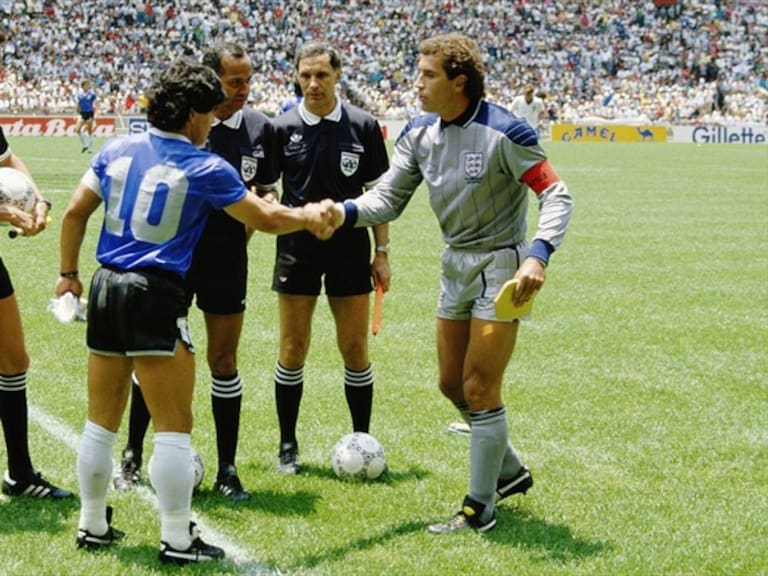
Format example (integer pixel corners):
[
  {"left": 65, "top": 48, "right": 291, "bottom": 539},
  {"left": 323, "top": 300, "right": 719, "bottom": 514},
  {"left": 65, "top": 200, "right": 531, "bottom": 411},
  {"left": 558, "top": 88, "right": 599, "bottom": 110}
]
[
  {"left": 552, "top": 124, "right": 667, "bottom": 142},
  {"left": 668, "top": 124, "right": 766, "bottom": 144},
  {"left": 552, "top": 122, "right": 767, "bottom": 144},
  {"left": 0, "top": 115, "right": 117, "bottom": 137},
  {"left": 3, "top": 116, "right": 765, "bottom": 145}
]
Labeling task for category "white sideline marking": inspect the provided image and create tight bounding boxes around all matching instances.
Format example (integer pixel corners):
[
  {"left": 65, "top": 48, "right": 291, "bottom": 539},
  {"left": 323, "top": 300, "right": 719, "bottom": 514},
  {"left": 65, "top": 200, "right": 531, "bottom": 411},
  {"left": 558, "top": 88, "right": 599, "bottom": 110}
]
[{"left": 29, "top": 404, "right": 282, "bottom": 575}]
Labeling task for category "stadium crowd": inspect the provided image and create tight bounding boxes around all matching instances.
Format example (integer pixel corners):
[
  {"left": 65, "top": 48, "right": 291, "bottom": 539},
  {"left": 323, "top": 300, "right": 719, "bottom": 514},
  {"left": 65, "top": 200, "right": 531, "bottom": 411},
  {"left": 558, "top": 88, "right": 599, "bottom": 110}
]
[{"left": 0, "top": 0, "right": 766, "bottom": 125}]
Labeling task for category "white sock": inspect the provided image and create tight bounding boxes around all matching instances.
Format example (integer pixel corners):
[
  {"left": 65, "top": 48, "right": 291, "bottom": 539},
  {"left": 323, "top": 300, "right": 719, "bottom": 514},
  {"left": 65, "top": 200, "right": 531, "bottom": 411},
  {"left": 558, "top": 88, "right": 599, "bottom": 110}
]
[
  {"left": 77, "top": 420, "right": 117, "bottom": 534},
  {"left": 149, "top": 432, "right": 193, "bottom": 549}
]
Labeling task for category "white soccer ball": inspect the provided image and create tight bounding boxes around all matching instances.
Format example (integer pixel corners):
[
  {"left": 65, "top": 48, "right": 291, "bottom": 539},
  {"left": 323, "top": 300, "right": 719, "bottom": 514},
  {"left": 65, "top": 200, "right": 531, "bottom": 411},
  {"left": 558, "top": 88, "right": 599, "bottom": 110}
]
[
  {"left": 0, "top": 167, "right": 36, "bottom": 214},
  {"left": 331, "top": 432, "right": 387, "bottom": 481},
  {"left": 191, "top": 447, "right": 205, "bottom": 490}
]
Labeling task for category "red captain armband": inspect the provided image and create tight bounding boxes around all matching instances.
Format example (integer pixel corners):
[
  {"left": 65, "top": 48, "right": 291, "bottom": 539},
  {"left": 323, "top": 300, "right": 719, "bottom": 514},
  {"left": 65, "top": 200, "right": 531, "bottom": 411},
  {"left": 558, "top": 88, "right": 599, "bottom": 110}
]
[{"left": 521, "top": 160, "right": 560, "bottom": 195}]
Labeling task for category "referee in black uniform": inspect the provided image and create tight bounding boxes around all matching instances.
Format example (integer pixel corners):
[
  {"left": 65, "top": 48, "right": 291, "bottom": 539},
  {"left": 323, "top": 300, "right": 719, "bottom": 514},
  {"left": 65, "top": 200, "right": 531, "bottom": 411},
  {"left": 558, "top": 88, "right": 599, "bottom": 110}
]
[
  {"left": 270, "top": 40, "right": 391, "bottom": 474},
  {"left": 115, "top": 42, "right": 277, "bottom": 501}
]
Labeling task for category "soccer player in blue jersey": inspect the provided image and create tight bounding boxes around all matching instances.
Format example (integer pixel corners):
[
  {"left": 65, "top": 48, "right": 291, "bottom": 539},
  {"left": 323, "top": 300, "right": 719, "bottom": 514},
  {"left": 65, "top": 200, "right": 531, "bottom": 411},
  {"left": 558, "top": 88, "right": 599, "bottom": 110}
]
[
  {"left": 56, "top": 58, "right": 334, "bottom": 565},
  {"left": 114, "top": 41, "right": 276, "bottom": 502},
  {"left": 331, "top": 33, "right": 573, "bottom": 534},
  {"left": 75, "top": 79, "right": 98, "bottom": 153},
  {"left": 268, "top": 40, "right": 391, "bottom": 475},
  {"left": 0, "top": 118, "right": 67, "bottom": 500}
]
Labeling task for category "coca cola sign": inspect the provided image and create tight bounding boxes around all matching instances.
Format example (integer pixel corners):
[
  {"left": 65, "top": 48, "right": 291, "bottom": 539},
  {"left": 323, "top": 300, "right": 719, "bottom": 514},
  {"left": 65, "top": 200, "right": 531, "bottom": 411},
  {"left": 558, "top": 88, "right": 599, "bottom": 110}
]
[{"left": 0, "top": 116, "right": 117, "bottom": 137}]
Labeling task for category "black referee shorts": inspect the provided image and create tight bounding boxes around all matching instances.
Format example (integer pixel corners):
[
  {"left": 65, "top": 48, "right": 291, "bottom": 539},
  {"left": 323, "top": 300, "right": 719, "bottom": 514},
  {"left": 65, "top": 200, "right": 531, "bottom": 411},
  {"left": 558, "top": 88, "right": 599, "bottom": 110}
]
[
  {"left": 272, "top": 227, "right": 373, "bottom": 297},
  {"left": 185, "top": 235, "right": 248, "bottom": 315},
  {"left": 87, "top": 266, "right": 192, "bottom": 356}
]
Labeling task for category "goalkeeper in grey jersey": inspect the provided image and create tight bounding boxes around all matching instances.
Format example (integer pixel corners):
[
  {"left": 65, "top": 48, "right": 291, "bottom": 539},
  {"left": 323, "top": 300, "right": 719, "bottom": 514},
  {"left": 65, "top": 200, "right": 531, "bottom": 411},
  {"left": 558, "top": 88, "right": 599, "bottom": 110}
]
[{"left": 332, "top": 33, "right": 573, "bottom": 534}]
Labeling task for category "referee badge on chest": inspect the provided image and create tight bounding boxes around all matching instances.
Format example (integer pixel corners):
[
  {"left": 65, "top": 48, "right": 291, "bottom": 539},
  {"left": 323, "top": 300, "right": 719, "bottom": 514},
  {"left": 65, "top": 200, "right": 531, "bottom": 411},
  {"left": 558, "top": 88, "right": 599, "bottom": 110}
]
[
  {"left": 464, "top": 152, "right": 484, "bottom": 180},
  {"left": 240, "top": 156, "right": 259, "bottom": 182},
  {"left": 340, "top": 151, "right": 360, "bottom": 177}
]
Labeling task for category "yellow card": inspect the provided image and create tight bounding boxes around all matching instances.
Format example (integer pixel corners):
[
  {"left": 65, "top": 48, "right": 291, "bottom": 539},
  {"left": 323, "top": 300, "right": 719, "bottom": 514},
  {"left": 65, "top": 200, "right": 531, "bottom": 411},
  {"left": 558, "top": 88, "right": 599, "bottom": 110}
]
[{"left": 493, "top": 279, "right": 538, "bottom": 319}]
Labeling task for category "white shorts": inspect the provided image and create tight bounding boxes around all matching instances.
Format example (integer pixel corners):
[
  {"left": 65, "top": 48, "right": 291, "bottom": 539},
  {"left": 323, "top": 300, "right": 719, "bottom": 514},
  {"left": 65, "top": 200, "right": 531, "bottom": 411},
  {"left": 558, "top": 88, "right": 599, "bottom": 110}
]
[{"left": 437, "top": 242, "right": 528, "bottom": 322}]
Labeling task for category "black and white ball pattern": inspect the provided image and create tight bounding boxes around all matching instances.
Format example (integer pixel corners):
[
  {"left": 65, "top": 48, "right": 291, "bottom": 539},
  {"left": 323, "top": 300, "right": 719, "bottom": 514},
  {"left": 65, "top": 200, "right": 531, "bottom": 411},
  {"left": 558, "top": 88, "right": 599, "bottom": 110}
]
[
  {"left": 331, "top": 432, "right": 387, "bottom": 481},
  {"left": 0, "top": 167, "right": 36, "bottom": 213}
]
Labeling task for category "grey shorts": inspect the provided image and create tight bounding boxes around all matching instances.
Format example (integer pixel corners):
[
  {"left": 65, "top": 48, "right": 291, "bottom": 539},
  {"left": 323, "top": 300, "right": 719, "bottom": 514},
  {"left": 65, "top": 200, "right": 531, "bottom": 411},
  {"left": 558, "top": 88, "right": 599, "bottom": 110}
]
[{"left": 437, "top": 242, "right": 528, "bottom": 322}]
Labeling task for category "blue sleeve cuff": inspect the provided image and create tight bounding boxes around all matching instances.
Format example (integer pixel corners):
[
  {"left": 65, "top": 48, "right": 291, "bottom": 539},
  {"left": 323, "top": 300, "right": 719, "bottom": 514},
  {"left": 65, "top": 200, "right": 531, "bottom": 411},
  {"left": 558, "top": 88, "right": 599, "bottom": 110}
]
[
  {"left": 527, "top": 239, "right": 554, "bottom": 266},
  {"left": 343, "top": 200, "right": 359, "bottom": 228}
]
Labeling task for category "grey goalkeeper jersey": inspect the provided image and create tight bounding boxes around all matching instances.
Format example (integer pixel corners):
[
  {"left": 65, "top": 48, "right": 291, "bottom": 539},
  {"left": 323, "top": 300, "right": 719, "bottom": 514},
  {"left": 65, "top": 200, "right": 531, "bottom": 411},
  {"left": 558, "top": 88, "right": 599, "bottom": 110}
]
[{"left": 350, "top": 99, "right": 572, "bottom": 252}]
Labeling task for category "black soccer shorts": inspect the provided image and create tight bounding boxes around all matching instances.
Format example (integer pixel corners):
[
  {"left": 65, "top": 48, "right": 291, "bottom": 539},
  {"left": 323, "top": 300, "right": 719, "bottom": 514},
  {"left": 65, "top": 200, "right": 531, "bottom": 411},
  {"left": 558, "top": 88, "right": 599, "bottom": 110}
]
[
  {"left": 87, "top": 266, "right": 192, "bottom": 356},
  {"left": 185, "top": 235, "right": 248, "bottom": 315},
  {"left": 272, "top": 227, "right": 373, "bottom": 297}
]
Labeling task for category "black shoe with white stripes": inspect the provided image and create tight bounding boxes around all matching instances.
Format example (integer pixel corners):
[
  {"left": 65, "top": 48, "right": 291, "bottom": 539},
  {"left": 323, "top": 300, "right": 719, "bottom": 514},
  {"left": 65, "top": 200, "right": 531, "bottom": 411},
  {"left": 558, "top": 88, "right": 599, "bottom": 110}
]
[
  {"left": 277, "top": 442, "right": 301, "bottom": 475},
  {"left": 2, "top": 470, "right": 73, "bottom": 499},
  {"left": 77, "top": 506, "right": 126, "bottom": 549},
  {"left": 113, "top": 448, "right": 142, "bottom": 491},
  {"left": 214, "top": 464, "right": 251, "bottom": 502},
  {"left": 495, "top": 465, "right": 533, "bottom": 502},
  {"left": 159, "top": 522, "right": 225, "bottom": 565}
]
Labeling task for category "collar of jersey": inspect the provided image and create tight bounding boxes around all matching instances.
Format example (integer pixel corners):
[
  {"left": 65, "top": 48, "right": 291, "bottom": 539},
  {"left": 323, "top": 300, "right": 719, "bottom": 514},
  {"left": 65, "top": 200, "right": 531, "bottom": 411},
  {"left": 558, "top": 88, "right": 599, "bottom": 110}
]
[
  {"left": 211, "top": 109, "right": 243, "bottom": 129},
  {"left": 149, "top": 126, "right": 191, "bottom": 143},
  {"left": 439, "top": 99, "right": 482, "bottom": 130},
  {"left": 299, "top": 99, "right": 342, "bottom": 125}
]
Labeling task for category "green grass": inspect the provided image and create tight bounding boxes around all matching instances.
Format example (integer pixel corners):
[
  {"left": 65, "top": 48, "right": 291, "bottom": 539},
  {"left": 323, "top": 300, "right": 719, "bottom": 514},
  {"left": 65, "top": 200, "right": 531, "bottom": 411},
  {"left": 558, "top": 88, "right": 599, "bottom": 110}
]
[{"left": 1, "top": 137, "right": 766, "bottom": 576}]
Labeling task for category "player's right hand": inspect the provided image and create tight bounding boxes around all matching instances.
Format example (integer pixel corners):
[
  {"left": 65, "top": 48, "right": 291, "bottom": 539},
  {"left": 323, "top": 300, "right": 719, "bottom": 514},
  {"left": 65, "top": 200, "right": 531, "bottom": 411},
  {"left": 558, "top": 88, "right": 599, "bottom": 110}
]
[{"left": 303, "top": 199, "right": 338, "bottom": 240}]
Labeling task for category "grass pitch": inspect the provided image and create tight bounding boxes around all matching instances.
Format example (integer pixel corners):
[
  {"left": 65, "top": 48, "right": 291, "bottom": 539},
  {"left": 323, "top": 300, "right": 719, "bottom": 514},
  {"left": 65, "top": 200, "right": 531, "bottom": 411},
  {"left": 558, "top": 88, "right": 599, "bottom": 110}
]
[{"left": 0, "top": 136, "right": 766, "bottom": 575}]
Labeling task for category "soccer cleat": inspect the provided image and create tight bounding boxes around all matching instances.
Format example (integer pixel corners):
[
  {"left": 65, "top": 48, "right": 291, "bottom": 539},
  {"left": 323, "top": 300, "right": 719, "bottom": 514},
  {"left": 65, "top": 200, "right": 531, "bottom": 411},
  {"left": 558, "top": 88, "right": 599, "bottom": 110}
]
[
  {"left": 277, "top": 442, "right": 301, "bottom": 475},
  {"left": 159, "top": 522, "right": 225, "bottom": 565},
  {"left": 113, "top": 448, "right": 142, "bottom": 491},
  {"left": 496, "top": 465, "right": 533, "bottom": 502},
  {"left": 427, "top": 495, "right": 496, "bottom": 534},
  {"left": 77, "top": 506, "right": 126, "bottom": 549},
  {"left": 214, "top": 464, "right": 251, "bottom": 502},
  {"left": 2, "top": 470, "right": 73, "bottom": 499},
  {"left": 81, "top": 146, "right": 88, "bottom": 153}
]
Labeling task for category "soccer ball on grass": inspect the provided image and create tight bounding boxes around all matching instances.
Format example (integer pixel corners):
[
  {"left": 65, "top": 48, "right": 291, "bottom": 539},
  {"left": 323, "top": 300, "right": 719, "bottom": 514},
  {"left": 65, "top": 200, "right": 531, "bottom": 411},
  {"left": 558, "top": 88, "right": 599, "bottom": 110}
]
[
  {"left": 331, "top": 432, "right": 387, "bottom": 481},
  {"left": 0, "top": 167, "right": 37, "bottom": 216},
  {"left": 191, "top": 447, "right": 205, "bottom": 490}
]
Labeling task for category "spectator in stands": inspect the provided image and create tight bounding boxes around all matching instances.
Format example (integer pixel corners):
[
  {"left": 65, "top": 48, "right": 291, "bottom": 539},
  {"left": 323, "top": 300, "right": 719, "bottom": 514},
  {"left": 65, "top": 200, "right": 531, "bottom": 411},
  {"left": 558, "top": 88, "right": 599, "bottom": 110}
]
[{"left": 0, "top": 1, "right": 765, "bottom": 125}]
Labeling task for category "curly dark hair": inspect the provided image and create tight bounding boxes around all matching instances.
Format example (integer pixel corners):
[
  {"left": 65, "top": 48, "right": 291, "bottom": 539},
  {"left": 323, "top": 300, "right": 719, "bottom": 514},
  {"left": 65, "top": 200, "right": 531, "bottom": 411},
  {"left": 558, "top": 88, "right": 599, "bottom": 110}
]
[
  {"left": 146, "top": 58, "right": 225, "bottom": 131},
  {"left": 419, "top": 33, "right": 485, "bottom": 100}
]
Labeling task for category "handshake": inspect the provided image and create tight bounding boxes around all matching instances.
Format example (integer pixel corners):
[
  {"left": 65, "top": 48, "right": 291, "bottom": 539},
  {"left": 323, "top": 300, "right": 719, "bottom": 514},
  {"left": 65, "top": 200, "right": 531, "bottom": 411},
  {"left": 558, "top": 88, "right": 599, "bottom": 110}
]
[{"left": 301, "top": 199, "right": 346, "bottom": 240}]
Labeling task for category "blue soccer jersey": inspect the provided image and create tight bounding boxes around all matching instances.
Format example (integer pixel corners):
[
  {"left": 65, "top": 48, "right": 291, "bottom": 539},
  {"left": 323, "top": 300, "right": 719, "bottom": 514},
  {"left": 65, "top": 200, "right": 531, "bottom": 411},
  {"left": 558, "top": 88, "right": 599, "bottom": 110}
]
[
  {"left": 82, "top": 128, "right": 247, "bottom": 276},
  {"left": 77, "top": 90, "right": 97, "bottom": 114}
]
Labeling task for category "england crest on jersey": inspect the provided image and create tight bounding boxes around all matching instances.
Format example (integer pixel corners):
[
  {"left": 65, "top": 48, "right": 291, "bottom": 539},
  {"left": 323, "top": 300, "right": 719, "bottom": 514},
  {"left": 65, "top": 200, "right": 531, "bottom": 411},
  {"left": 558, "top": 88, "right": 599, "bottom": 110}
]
[
  {"left": 464, "top": 153, "right": 484, "bottom": 180},
  {"left": 240, "top": 156, "right": 258, "bottom": 182},
  {"left": 340, "top": 152, "right": 360, "bottom": 177}
]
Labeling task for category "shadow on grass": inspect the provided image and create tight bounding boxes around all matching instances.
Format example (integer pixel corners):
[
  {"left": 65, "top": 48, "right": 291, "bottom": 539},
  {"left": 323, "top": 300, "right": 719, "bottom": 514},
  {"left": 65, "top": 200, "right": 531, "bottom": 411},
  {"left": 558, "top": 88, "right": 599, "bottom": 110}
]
[
  {"left": 84, "top": 544, "right": 273, "bottom": 575},
  {"left": 0, "top": 496, "right": 78, "bottom": 535},
  {"left": 284, "top": 520, "right": 425, "bottom": 572},
  {"left": 296, "top": 462, "right": 431, "bottom": 485},
  {"left": 194, "top": 464, "right": 429, "bottom": 519},
  {"left": 488, "top": 506, "right": 610, "bottom": 563},
  {"left": 195, "top": 487, "right": 322, "bottom": 517}
]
